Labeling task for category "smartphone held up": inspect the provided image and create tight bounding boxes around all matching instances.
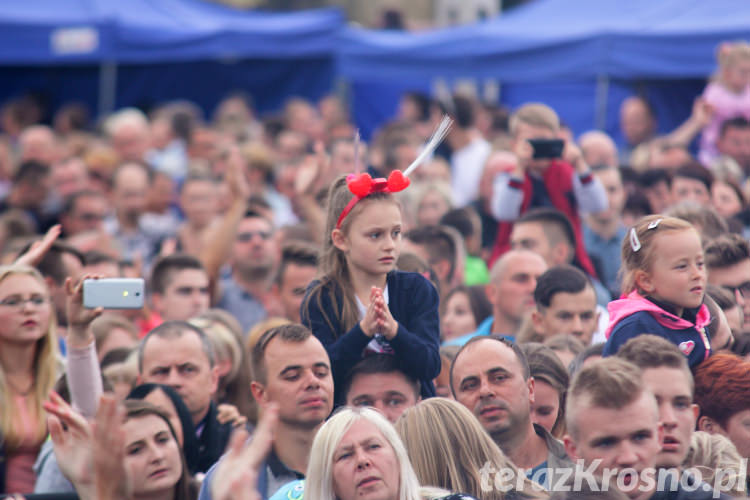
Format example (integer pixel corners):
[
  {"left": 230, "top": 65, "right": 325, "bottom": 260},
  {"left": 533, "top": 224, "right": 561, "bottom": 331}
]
[
  {"left": 528, "top": 138, "right": 564, "bottom": 159},
  {"left": 83, "top": 278, "right": 145, "bottom": 309}
]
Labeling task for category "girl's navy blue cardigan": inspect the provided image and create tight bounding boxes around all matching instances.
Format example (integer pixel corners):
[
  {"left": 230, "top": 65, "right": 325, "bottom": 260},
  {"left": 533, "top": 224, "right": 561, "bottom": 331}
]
[{"left": 301, "top": 270, "right": 441, "bottom": 401}]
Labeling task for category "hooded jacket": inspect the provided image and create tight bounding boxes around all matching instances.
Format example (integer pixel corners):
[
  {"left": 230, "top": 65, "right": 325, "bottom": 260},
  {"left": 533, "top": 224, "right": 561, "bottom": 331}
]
[{"left": 602, "top": 291, "right": 712, "bottom": 368}]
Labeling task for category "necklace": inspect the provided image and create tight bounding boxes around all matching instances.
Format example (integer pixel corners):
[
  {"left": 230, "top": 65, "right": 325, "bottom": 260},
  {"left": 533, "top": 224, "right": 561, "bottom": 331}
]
[{"left": 6, "top": 376, "right": 34, "bottom": 396}]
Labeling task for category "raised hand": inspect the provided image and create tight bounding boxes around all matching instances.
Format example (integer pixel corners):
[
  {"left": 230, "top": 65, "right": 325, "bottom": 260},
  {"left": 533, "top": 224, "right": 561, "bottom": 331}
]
[
  {"left": 65, "top": 275, "right": 103, "bottom": 348},
  {"left": 14, "top": 224, "right": 61, "bottom": 267},
  {"left": 45, "top": 392, "right": 95, "bottom": 492},
  {"left": 226, "top": 147, "right": 251, "bottom": 204},
  {"left": 212, "top": 404, "right": 278, "bottom": 500},
  {"left": 92, "top": 395, "right": 130, "bottom": 500},
  {"left": 217, "top": 403, "right": 248, "bottom": 428},
  {"left": 562, "top": 140, "right": 588, "bottom": 173}
]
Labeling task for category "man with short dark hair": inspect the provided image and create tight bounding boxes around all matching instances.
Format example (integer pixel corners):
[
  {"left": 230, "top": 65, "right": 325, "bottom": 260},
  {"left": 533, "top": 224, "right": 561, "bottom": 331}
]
[
  {"left": 531, "top": 266, "right": 599, "bottom": 345},
  {"left": 273, "top": 242, "right": 318, "bottom": 323},
  {"left": 150, "top": 254, "right": 210, "bottom": 322},
  {"left": 705, "top": 233, "right": 750, "bottom": 333},
  {"left": 511, "top": 208, "right": 610, "bottom": 305},
  {"left": 60, "top": 190, "right": 110, "bottom": 238},
  {"left": 344, "top": 354, "right": 420, "bottom": 423},
  {"left": 404, "top": 225, "right": 461, "bottom": 294},
  {"left": 0, "top": 160, "right": 55, "bottom": 232},
  {"left": 669, "top": 163, "right": 713, "bottom": 207},
  {"left": 199, "top": 323, "right": 334, "bottom": 500},
  {"left": 616, "top": 335, "right": 699, "bottom": 470},
  {"left": 564, "top": 357, "right": 731, "bottom": 499},
  {"left": 563, "top": 357, "right": 662, "bottom": 500},
  {"left": 18, "top": 240, "right": 84, "bottom": 328},
  {"left": 451, "top": 335, "right": 572, "bottom": 487},
  {"left": 138, "top": 320, "right": 230, "bottom": 473}
]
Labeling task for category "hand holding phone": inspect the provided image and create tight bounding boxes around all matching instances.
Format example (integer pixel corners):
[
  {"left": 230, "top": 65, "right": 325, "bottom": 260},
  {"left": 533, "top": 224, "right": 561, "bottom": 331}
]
[{"left": 83, "top": 278, "right": 145, "bottom": 309}]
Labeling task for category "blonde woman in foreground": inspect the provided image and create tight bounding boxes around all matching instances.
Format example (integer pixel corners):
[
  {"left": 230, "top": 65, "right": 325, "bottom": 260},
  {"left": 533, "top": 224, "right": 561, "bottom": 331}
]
[
  {"left": 396, "top": 398, "right": 549, "bottom": 500},
  {"left": 212, "top": 405, "right": 483, "bottom": 500}
]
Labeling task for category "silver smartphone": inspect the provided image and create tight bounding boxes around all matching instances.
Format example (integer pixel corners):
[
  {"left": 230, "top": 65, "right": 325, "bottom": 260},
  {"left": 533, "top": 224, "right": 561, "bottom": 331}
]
[{"left": 82, "top": 278, "right": 145, "bottom": 309}]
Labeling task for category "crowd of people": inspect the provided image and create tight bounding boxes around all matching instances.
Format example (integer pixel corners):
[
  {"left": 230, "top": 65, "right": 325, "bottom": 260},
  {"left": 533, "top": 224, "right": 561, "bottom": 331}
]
[{"left": 1, "top": 38, "right": 750, "bottom": 500}]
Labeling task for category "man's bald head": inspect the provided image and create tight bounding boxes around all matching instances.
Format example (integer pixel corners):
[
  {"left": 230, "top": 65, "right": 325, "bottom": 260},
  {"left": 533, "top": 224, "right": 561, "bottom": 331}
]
[
  {"left": 579, "top": 130, "right": 618, "bottom": 168},
  {"left": 490, "top": 249, "right": 547, "bottom": 284},
  {"left": 487, "top": 250, "right": 548, "bottom": 332},
  {"left": 19, "top": 125, "right": 58, "bottom": 165}
]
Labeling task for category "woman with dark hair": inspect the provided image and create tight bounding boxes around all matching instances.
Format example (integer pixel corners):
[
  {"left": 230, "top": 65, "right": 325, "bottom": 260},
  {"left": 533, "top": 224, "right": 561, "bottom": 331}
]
[
  {"left": 127, "top": 383, "right": 201, "bottom": 475},
  {"left": 46, "top": 394, "right": 194, "bottom": 500},
  {"left": 440, "top": 285, "right": 492, "bottom": 343},
  {"left": 521, "top": 343, "right": 569, "bottom": 439}
]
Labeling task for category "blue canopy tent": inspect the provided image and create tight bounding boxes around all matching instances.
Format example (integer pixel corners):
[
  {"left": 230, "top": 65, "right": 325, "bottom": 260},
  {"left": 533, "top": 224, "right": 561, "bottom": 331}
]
[
  {"left": 338, "top": 0, "right": 750, "bottom": 144},
  {"left": 0, "top": 1, "right": 343, "bottom": 121}
]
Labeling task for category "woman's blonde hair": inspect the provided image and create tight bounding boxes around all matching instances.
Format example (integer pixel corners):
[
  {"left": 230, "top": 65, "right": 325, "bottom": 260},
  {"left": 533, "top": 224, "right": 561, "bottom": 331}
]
[
  {"left": 620, "top": 215, "right": 697, "bottom": 296},
  {"left": 682, "top": 431, "right": 746, "bottom": 497},
  {"left": 395, "top": 398, "right": 548, "bottom": 499},
  {"left": 191, "top": 308, "right": 256, "bottom": 420},
  {"left": 0, "top": 265, "right": 60, "bottom": 451},
  {"left": 306, "top": 406, "right": 423, "bottom": 500},
  {"left": 301, "top": 175, "right": 399, "bottom": 336},
  {"left": 411, "top": 181, "right": 453, "bottom": 223},
  {"left": 189, "top": 314, "right": 242, "bottom": 382},
  {"left": 245, "top": 316, "right": 291, "bottom": 352}
]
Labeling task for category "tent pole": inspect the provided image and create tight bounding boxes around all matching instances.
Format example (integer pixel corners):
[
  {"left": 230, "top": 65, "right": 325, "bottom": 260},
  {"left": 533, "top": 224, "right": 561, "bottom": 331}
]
[
  {"left": 98, "top": 61, "right": 117, "bottom": 118},
  {"left": 595, "top": 74, "right": 609, "bottom": 131}
]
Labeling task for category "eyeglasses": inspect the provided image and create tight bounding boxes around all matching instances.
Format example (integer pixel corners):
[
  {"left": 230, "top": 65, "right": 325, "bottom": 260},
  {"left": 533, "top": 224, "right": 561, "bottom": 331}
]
[
  {"left": 722, "top": 282, "right": 750, "bottom": 299},
  {"left": 0, "top": 295, "right": 49, "bottom": 309},
  {"left": 236, "top": 231, "right": 272, "bottom": 242}
]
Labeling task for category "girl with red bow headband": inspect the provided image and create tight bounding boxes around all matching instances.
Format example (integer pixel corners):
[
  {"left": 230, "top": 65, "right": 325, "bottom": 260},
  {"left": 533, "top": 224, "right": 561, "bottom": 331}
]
[
  {"left": 300, "top": 172, "right": 442, "bottom": 402},
  {"left": 301, "top": 118, "right": 452, "bottom": 402}
]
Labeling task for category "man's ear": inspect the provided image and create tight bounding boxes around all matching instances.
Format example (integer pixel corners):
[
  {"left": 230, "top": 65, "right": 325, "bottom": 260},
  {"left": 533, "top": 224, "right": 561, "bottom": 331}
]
[
  {"left": 691, "top": 404, "right": 700, "bottom": 428},
  {"left": 485, "top": 283, "right": 497, "bottom": 307},
  {"left": 433, "top": 259, "right": 452, "bottom": 285},
  {"left": 527, "top": 376, "right": 535, "bottom": 406},
  {"left": 563, "top": 435, "right": 578, "bottom": 461},
  {"left": 331, "top": 228, "right": 348, "bottom": 253},
  {"left": 151, "top": 292, "right": 164, "bottom": 315},
  {"left": 250, "top": 381, "right": 267, "bottom": 405},
  {"left": 552, "top": 242, "right": 571, "bottom": 267},
  {"left": 531, "top": 309, "right": 545, "bottom": 334},
  {"left": 209, "top": 365, "right": 220, "bottom": 397},
  {"left": 698, "top": 415, "right": 717, "bottom": 433}
]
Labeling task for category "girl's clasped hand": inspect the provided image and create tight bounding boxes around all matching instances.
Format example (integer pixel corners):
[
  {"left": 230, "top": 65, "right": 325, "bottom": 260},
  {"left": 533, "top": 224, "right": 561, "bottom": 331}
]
[{"left": 361, "top": 286, "right": 398, "bottom": 339}]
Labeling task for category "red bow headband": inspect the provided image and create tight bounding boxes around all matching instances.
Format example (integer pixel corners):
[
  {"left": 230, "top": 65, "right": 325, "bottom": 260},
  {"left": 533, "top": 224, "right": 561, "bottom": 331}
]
[
  {"left": 335, "top": 115, "right": 453, "bottom": 230},
  {"left": 335, "top": 170, "right": 411, "bottom": 229}
]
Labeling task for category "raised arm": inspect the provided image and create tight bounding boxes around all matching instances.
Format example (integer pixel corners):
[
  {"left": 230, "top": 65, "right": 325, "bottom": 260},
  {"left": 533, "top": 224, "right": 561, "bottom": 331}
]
[{"left": 199, "top": 149, "right": 249, "bottom": 286}]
